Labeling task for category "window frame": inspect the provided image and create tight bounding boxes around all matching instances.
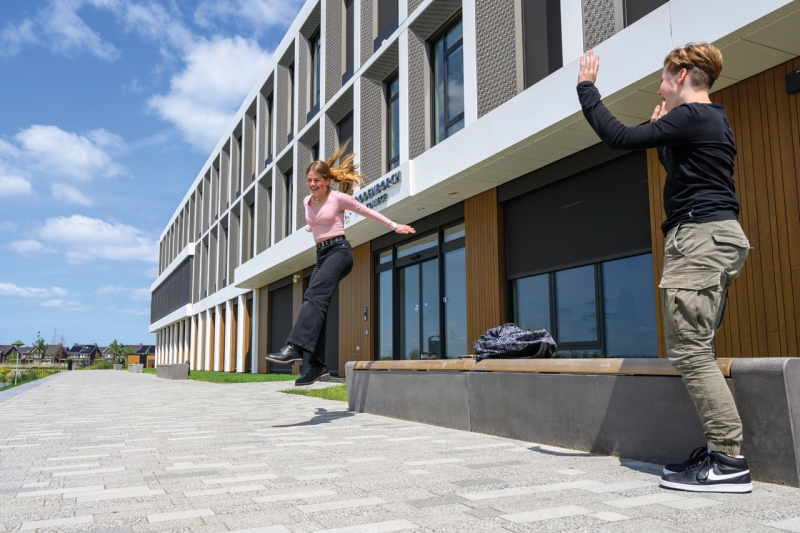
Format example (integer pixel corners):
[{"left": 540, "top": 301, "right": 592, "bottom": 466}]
[
  {"left": 385, "top": 71, "right": 400, "bottom": 171},
  {"left": 431, "top": 15, "right": 465, "bottom": 145},
  {"left": 283, "top": 168, "right": 294, "bottom": 238}
]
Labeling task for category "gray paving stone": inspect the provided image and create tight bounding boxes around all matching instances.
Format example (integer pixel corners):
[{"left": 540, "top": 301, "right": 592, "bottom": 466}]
[{"left": 1, "top": 372, "right": 798, "bottom": 533}]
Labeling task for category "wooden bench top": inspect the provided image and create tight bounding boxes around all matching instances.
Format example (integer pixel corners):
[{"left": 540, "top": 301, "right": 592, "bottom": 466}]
[{"left": 349, "top": 358, "right": 734, "bottom": 378}]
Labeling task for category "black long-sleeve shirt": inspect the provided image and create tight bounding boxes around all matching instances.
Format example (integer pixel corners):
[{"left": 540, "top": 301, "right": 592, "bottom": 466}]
[{"left": 577, "top": 81, "right": 739, "bottom": 235}]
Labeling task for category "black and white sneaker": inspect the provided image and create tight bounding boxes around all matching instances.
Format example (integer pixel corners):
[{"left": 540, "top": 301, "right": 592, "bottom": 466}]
[
  {"left": 660, "top": 451, "right": 753, "bottom": 493},
  {"left": 663, "top": 447, "right": 709, "bottom": 475}
]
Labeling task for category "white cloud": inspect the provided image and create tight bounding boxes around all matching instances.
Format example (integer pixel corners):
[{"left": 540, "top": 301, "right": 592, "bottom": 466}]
[
  {"left": 37, "top": 214, "right": 157, "bottom": 263},
  {"left": 40, "top": 299, "right": 82, "bottom": 308},
  {"left": 51, "top": 183, "right": 94, "bottom": 206},
  {"left": 0, "top": 282, "right": 66, "bottom": 298},
  {"left": 9, "top": 240, "right": 57, "bottom": 256},
  {"left": 148, "top": 36, "right": 271, "bottom": 151},
  {"left": 97, "top": 284, "right": 150, "bottom": 301},
  {"left": 0, "top": 175, "right": 33, "bottom": 197},
  {"left": 0, "top": 0, "right": 120, "bottom": 60},
  {"left": 194, "top": 0, "right": 303, "bottom": 32},
  {"left": 14, "top": 125, "right": 126, "bottom": 182}
]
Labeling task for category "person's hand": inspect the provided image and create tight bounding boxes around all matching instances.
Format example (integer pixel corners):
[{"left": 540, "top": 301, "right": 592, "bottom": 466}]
[
  {"left": 394, "top": 224, "right": 415, "bottom": 235},
  {"left": 651, "top": 101, "right": 669, "bottom": 122},
  {"left": 578, "top": 50, "right": 599, "bottom": 85},
  {"left": 304, "top": 225, "right": 311, "bottom": 232}
]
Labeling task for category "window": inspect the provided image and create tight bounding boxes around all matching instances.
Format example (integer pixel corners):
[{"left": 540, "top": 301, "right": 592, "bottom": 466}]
[
  {"left": 624, "top": 0, "right": 669, "bottom": 26},
  {"left": 284, "top": 169, "right": 294, "bottom": 238},
  {"left": 309, "top": 29, "right": 321, "bottom": 118},
  {"left": 288, "top": 63, "right": 295, "bottom": 142},
  {"left": 375, "top": 222, "right": 466, "bottom": 360},
  {"left": 433, "top": 18, "right": 464, "bottom": 144},
  {"left": 386, "top": 74, "right": 400, "bottom": 170},
  {"left": 337, "top": 112, "right": 354, "bottom": 154},
  {"left": 247, "top": 202, "right": 255, "bottom": 260},
  {"left": 312, "top": 143, "right": 319, "bottom": 162},
  {"left": 512, "top": 253, "right": 658, "bottom": 358},
  {"left": 375, "top": 0, "right": 398, "bottom": 51},
  {"left": 265, "top": 94, "right": 274, "bottom": 166},
  {"left": 343, "top": 0, "right": 355, "bottom": 84},
  {"left": 521, "top": 0, "right": 562, "bottom": 89},
  {"left": 236, "top": 135, "right": 243, "bottom": 194}
]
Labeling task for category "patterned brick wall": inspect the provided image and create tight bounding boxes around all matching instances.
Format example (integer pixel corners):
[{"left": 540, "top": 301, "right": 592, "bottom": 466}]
[
  {"left": 476, "top": 0, "right": 518, "bottom": 117},
  {"left": 582, "top": 0, "right": 617, "bottom": 51},
  {"left": 360, "top": 77, "right": 384, "bottom": 183},
  {"left": 298, "top": 35, "right": 310, "bottom": 131},
  {"left": 326, "top": 0, "right": 343, "bottom": 101},
  {"left": 361, "top": 0, "right": 373, "bottom": 66},
  {"left": 408, "top": 31, "right": 427, "bottom": 159}
]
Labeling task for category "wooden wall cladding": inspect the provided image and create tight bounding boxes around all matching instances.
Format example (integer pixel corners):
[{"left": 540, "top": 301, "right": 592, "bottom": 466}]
[
  {"left": 465, "top": 188, "right": 507, "bottom": 352},
  {"left": 648, "top": 56, "right": 800, "bottom": 358},
  {"left": 338, "top": 242, "right": 373, "bottom": 376}
]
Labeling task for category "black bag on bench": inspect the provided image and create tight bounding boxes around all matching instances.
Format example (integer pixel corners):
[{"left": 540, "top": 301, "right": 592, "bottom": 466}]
[{"left": 473, "top": 323, "right": 557, "bottom": 361}]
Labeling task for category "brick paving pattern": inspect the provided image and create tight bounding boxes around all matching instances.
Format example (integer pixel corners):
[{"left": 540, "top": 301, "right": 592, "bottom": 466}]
[{"left": 1, "top": 371, "right": 799, "bottom": 532}]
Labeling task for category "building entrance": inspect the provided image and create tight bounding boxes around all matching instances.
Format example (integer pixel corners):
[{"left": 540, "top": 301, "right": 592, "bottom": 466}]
[{"left": 399, "top": 258, "right": 440, "bottom": 359}]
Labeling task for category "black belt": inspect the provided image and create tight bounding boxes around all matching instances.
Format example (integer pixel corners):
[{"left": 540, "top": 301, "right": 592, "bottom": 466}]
[{"left": 316, "top": 235, "right": 346, "bottom": 249}]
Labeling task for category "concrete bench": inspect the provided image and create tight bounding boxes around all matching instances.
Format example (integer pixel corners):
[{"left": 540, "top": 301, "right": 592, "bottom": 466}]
[
  {"left": 345, "top": 357, "right": 800, "bottom": 487},
  {"left": 128, "top": 364, "right": 143, "bottom": 373},
  {"left": 156, "top": 364, "right": 189, "bottom": 380}
]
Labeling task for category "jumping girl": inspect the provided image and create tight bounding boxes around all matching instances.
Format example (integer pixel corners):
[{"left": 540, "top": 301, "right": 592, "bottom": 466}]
[
  {"left": 577, "top": 44, "right": 753, "bottom": 493},
  {"left": 265, "top": 145, "right": 415, "bottom": 385}
]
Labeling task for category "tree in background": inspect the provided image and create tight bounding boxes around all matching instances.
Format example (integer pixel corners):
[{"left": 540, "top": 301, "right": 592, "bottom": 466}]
[
  {"left": 120, "top": 345, "right": 134, "bottom": 365},
  {"left": 50, "top": 328, "right": 65, "bottom": 347},
  {"left": 107, "top": 340, "right": 134, "bottom": 365},
  {"left": 31, "top": 331, "right": 47, "bottom": 364}
]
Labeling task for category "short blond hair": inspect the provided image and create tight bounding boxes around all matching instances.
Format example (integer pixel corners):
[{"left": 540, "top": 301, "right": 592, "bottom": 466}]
[{"left": 663, "top": 43, "right": 723, "bottom": 91}]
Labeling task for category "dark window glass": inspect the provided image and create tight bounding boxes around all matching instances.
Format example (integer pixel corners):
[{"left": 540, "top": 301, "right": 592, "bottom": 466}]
[
  {"left": 310, "top": 31, "right": 321, "bottom": 108},
  {"left": 284, "top": 169, "right": 293, "bottom": 237},
  {"left": 378, "top": 249, "right": 392, "bottom": 264},
  {"left": 522, "top": 0, "right": 562, "bottom": 89},
  {"left": 443, "top": 223, "right": 464, "bottom": 242},
  {"left": 625, "top": 0, "right": 669, "bottom": 26},
  {"left": 433, "top": 19, "right": 464, "bottom": 143},
  {"left": 375, "top": 0, "right": 398, "bottom": 51},
  {"left": 337, "top": 112, "right": 354, "bottom": 155},
  {"left": 265, "top": 95, "right": 274, "bottom": 163},
  {"left": 514, "top": 274, "right": 550, "bottom": 331},
  {"left": 288, "top": 63, "right": 295, "bottom": 136},
  {"left": 343, "top": 0, "right": 354, "bottom": 80},
  {"left": 387, "top": 75, "right": 400, "bottom": 170},
  {"left": 378, "top": 269, "right": 393, "bottom": 360},
  {"left": 602, "top": 254, "right": 658, "bottom": 357},
  {"left": 421, "top": 259, "right": 440, "bottom": 358},
  {"left": 555, "top": 265, "right": 597, "bottom": 343},
  {"left": 399, "top": 264, "right": 420, "bottom": 359},
  {"left": 443, "top": 247, "right": 467, "bottom": 357},
  {"left": 248, "top": 203, "right": 255, "bottom": 260}
]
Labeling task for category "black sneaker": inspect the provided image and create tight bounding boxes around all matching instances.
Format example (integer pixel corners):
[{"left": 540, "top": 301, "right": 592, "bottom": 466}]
[
  {"left": 663, "top": 447, "right": 709, "bottom": 475},
  {"left": 660, "top": 451, "right": 753, "bottom": 493},
  {"left": 265, "top": 344, "right": 303, "bottom": 365},
  {"left": 295, "top": 365, "right": 330, "bottom": 386}
]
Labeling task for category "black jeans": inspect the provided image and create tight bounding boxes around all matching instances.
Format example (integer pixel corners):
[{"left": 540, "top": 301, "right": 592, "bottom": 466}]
[{"left": 287, "top": 238, "right": 354, "bottom": 367}]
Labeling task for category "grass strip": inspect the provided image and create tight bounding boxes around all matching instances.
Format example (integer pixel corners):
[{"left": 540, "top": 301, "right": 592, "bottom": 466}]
[
  {"left": 0, "top": 368, "right": 62, "bottom": 392},
  {"left": 141, "top": 367, "right": 299, "bottom": 383},
  {"left": 282, "top": 384, "right": 348, "bottom": 402}
]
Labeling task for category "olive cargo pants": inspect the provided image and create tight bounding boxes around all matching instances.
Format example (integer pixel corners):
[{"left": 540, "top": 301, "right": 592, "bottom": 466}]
[{"left": 659, "top": 220, "right": 752, "bottom": 455}]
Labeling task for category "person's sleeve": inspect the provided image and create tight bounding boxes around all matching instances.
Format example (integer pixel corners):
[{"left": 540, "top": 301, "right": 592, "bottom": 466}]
[
  {"left": 337, "top": 193, "right": 395, "bottom": 228},
  {"left": 577, "top": 81, "right": 693, "bottom": 150}
]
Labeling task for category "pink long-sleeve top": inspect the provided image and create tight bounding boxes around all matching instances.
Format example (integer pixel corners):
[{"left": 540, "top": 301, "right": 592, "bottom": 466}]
[{"left": 304, "top": 190, "right": 395, "bottom": 241}]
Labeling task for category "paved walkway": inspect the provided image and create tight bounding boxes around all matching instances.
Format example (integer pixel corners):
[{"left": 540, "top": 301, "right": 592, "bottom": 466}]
[{"left": 1, "top": 371, "right": 799, "bottom": 533}]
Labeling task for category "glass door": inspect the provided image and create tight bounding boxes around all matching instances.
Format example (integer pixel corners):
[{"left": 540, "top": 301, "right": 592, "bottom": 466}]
[{"left": 398, "top": 258, "right": 440, "bottom": 359}]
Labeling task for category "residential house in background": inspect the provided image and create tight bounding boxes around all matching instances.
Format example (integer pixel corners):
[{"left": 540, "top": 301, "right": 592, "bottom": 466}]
[
  {"left": 66, "top": 344, "right": 101, "bottom": 365},
  {"left": 27, "top": 344, "right": 68, "bottom": 364},
  {"left": 0, "top": 345, "right": 19, "bottom": 364}
]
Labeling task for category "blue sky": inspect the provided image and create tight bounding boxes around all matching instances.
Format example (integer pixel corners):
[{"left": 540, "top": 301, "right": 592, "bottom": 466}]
[{"left": 0, "top": 0, "right": 303, "bottom": 347}]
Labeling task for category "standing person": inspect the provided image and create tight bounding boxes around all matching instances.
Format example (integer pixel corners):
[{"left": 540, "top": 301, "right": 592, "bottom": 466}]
[
  {"left": 265, "top": 144, "right": 415, "bottom": 385},
  {"left": 577, "top": 44, "right": 753, "bottom": 493}
]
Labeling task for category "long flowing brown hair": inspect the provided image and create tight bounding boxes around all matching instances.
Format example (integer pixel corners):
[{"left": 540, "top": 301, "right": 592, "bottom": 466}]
[{"left": 306, "top": 141, "right": 364, "bottom": 195}]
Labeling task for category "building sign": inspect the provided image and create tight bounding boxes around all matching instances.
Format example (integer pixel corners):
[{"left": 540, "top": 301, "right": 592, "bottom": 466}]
[{"left": 354, "top": 170, "right": 401, "bottom": 209}]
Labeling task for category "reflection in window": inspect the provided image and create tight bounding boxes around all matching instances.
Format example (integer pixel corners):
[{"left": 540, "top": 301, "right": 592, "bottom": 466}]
[
  {"left": 397, "top": 232, "right": 437, "bottom": 258},
  {"left": 399, "top": 265, "right": 420, "bottom": 359},
  {"left": 443, "top": 223, "right": 465, "bottom": 242},
  {"left": 444, "top": 248, "right": 467, "bottom": 357},
  {"left": 433, "top": 19, "right": 464, "bottom": 143},
  {"left": 514, "top": 274, "right": 550, "bottom": 331},
  {"left": 387, "top": 75, "right": 400, "bottom": 170},
  {"left": 602, "top": 254, "right": 657, "bottom": 357},
  {"left": 309, "top": 30, "right": 321, "bottom": 109},
  {"left": 555, "top": 265, "right": 597, "bottom": 343},
  {"left": 378, "top": 269, "right": 393, "bottom": 360}
]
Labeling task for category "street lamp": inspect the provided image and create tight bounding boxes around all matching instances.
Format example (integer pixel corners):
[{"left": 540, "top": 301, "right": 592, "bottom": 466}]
[{"left": 12, "top": 340, "right": 23, "bottom": 386}]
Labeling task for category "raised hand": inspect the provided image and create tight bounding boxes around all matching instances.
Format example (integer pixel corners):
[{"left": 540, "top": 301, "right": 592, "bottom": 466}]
[
  {"left": 578, "top": 50, "right": 600, "bottom": 85},
  {"left": 651, "top": 101, "right": 669, "bottom": 123},
  {"left": 394, "top": 224, "right": 415, "bottom": 235}
]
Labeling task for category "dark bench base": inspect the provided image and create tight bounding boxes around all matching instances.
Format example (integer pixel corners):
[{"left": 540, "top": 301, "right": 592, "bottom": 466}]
[
  {"left": 346, "top": 358, "right": 800, "bottom": 487},
  {"left": 156, "top": 364, "right": 189, "bottom": 380}
]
